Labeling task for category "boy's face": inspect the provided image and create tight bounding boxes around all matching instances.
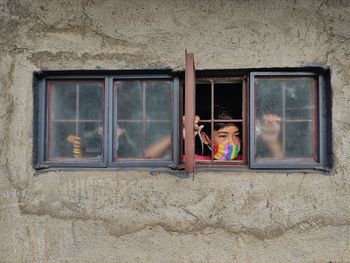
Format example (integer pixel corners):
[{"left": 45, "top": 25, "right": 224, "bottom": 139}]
[{"left": 213, "top": 125, "right": 240, "bottom": 147}]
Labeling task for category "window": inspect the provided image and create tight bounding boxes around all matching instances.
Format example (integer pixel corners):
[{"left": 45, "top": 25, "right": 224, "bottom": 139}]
[
  {"left": 46, "top": 80, "right": 105, "bottom": 163},
  {"left": 34, "top": 60, "right": 329, "bottom": 171},
  {"left": 249, "top": 72, "right": 328, "bottom": 169},
  {"left": 34, "top": 72, "right": 179, "bottom": 168},
  {"left": 183, "top": 53, "right": 329, "bottom": 172},
  {"left": 193, "top": 78, "right": 247, "bottom": 165}
]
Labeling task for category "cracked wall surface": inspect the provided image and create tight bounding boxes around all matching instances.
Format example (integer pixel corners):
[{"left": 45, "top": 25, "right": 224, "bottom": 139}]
[{"left": 0, "top": 0, "right": 350, "bottom": 262}]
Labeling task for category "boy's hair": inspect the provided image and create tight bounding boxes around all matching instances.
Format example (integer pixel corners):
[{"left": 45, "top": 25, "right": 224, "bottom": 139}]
[{"left": 213, "top": 106, "right": 238, "bottom": 131}]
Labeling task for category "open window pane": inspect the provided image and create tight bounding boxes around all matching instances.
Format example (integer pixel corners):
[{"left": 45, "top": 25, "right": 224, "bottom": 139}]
[
  {"left": 253, "top": 76, "right": 317, "bottom": 163},
  {"left": 47, "top": 80, "right": 104, "bottom": 161},
  {"left": 214, "top": 81, "right": 242, "bottom": 120},
  {"left": 193, "top": 78, "right": 245, "bottom": 165},
  {"left": 114, "top": 79, "right": 172, "bottom": 161},
  {"left": 196, "top": 81, "right": 211, "bottom": 120}
]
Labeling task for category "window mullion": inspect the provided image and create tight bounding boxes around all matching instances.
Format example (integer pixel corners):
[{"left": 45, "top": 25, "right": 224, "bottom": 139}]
[
  {"left": 142, "top": 81, "right": 146, "bottom": 158},
  {"left": 282, "top": 83, "right": 286, "bottom": 155}
]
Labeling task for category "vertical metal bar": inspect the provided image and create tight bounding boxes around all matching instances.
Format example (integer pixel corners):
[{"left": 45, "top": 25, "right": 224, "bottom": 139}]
[
  {"left": 109, "top": 78, "right": 116, "bottom": 163},
  {"left": 185, "top": 52, "right": 195, "bottom": 173},
  {"left": 312, "top": 78, "right": 318, "bottom": 162},
  {"left": 318, "top": 75, "right": 325, "bottom": 165},
  {"left": 142, "top": 81, "right": 146, "bottom": 157},
  {"left": 39, "top": 79, "right": 47, "bottom": 163},
  {"left": 103, "top": 77, "right": 109, "bottom": 167},
  {"left": 76, "top": 83, "right": 80, "bottom": 136},
  {"left": 173, "top": 77, "right": 179, "bottom": 166},
  {"left": 282, "top": 83, "right": 286, "bottom": 155},
  {"left": 242, "top": 79, "right": 247, "bottom": 163},
  {"left": 210, "top": 79, "right": 214, "bottom": 160},
  {"left": 46, "top": 81, "right": 52, "bottom": 161},
  {"left": 249, "top": 73, "right": 256, "bottom": 168}
]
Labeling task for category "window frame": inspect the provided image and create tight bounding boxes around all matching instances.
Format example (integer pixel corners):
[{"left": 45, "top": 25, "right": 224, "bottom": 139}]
[
  {"left": 183, "top": 53, "right": 329, "bottom": 172},
  {"left": 107, "top": 74, "right": 179, "bottom": 168},
  {"left": 191, "top": 77, "right": 248, "bottom": 167},
  {"left": 34, "top": 71, "right": 179, "bottom": 169},
  {"left": 33, "top": 68, "right": 329, "bottom": 171},
  {"left": 249, "top": 71, "right": 328, "bottom": 169}
]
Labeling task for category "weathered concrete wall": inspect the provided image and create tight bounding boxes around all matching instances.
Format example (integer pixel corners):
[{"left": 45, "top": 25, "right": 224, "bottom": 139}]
[{"left": 0, "top": 0, "right": 350, "bottom": 262}]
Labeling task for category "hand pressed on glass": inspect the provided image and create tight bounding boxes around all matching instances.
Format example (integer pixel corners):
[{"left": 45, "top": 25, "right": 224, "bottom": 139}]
[{"left": 257, "top": 114, "right": 283, "bottom": 158}]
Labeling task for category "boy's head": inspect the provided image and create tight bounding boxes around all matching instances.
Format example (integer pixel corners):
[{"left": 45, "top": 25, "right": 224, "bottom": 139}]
[
  {"left": 213, "top": 108, "right": 240, "bottom": 146},
  {"left": 200, "top": 106, "right": 241, "bottom": 147}
]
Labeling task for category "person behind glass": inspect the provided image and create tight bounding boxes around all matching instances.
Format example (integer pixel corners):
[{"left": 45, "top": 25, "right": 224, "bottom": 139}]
[
  {"left": 144, "top": 107, "right": 242, "bottom": 160},
  {"left": 256, "top": 114, "right": 283, "bottom": 158},
  {"left": 143, "top": 109, "right": 283, "bottom": 160}
]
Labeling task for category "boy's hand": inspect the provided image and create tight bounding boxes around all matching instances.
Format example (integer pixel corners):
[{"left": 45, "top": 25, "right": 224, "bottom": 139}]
[
  {"left": 182, "top": 115, "right": 204, "bottom": 139},
  {"left": 194, "top": 115, "right": 204, "bottom": 136}
]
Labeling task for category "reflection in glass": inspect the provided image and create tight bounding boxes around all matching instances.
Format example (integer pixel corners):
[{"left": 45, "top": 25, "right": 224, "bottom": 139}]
[
  {"left": 79, "top": 83, "right": 103, "bottom": 120},
  {"left": 116, "top": 81, "right": 142, "bottom": 120},
  {"left": 114, "top": 80, "right": 172, "bottom": 160},
  {"left": 49, "top": 122, "right": 75, "bottom": 159},
  {"left": 115, "top": 122, "right": 142, "bottom": 159},
  {"left": 47, "top": 80, "right": 104, "bottom": 161},
  {"left": 50, "top": 82, "right": 76, "bottom": 120},
  {"left": 145, "top": 123, "right": 171, "bottom": 160},
  {"left": 145, "top": 81, "right": 171, "bottom": 120},
  {"left": 285, "top": 121, "right": 313, "bottom": 158},
  {"left": 255, "top": 77, "right": 315, "bottom": 160},
  {"left": 79, "top": 122, "right": 103, "bottom": 158}
]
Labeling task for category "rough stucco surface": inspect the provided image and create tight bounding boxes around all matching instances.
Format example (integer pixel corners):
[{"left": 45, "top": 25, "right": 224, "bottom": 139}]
[{"left": 0, "top": 0, "right": 350, "bottom": 262}]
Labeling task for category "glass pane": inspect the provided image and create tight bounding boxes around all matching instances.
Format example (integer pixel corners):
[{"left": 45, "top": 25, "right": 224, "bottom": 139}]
[
  {"left": 114, "top": 79, "right": 173, "bottom": 161},
  {"left": 79, "top": 83, "right": 103, "bottom": 120},
  {"left": 48, "top": 80, "right": 104, "bottom": 161},
  {"left": 196, "top": 81, "right": 211, "bottom": 120},
  {"left": 50, "top": 82, "right": 76, "bottom": 120},
  {"left": 285, "top": 121, "right": 314, "bottom": 158},
  {"left": 255, "top": 79, "right": 283, "bottom": 118},
  {"left": 145, "top": 81, "right": 171, "bottom": 120},
  {"left": 49, "top": 122, "right": 76, "bottom": 159},
  {"left": 255, "top": 77, "right": 316, "bottom": 160},
  {"left": 116, "top": 81, "right": 142, "bottom": 120},
  {"left": 285, "top": 78, "right": 314, "bottom": 119},
  {"left": 115, "top": 122, "right": 143, "bottom": 159},
  {"left": 78, "top": 122, "right": 103, "bottom": 159},
  {"left": 144, "top": 122, "right": 172, "bottom": 160}
]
